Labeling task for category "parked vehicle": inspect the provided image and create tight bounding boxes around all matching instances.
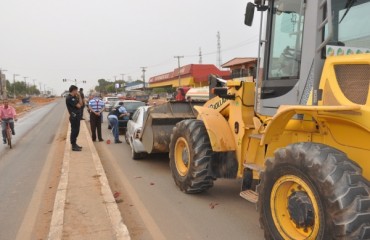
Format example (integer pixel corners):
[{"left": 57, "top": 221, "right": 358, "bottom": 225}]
[
  {"left": 151, "top": 94, "right": 160, "bottom": 100},
  {"left": 125, "top": 106, "right": 150, "bottom": 159},
  {"left": 103, "top": 97, "right": 118, "bottom": 112},
  {"left": 108, "top": 100, "right": 146, "bottom": 132}
]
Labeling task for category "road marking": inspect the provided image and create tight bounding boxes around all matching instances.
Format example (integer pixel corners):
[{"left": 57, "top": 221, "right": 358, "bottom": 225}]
[
  {"left": 15, "top": 108, "right": 67, "bottom": 240},
  {"left": 82, "top": 122, "right": 131, "bottom": 240},
  {"left": 47, "top": 123, "right": 71, "bottom": 240}
]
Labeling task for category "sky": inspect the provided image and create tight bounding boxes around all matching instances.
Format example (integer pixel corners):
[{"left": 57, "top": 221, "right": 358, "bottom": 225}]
[{"left": 0, "top": 0, "right": 260, "bottom": 94}]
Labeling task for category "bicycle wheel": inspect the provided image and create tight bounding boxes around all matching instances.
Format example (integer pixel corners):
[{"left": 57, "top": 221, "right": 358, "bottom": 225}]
[{"left": 6, "top": 126, "right": 12, "bottom": 149}]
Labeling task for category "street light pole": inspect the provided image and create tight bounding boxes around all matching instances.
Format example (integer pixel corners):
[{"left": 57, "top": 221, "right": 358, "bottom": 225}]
[
  {"left": 0, "top": 69, "right": 7, "bottom": 99},
  {"left": 140, "top": 67, "right": 147, "bottom": 92},
  {"left": 174, "top": 56, "right": 184, "bottom": 87},
  {"left": 13, "top": 74, "right": 19, "bottom": 99}
]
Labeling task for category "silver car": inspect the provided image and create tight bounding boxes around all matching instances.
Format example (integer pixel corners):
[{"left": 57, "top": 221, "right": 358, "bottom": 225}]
[
  {"left": 125, "top": 106, "right": 150, "bottom": 160},
  {"left": 103, "top": 97, "right": 118, "bottom": 112}
]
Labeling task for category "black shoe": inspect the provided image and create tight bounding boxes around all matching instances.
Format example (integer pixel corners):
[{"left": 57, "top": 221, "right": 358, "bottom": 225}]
[
  {"left": 72, "top": 146, "right": 82, "bottom": 151},
  {"left": 115, "top": 140, "right": 122, "bottom": 144},
  {"left": 12, "top": 131, "right": 15, "bottom": 136},
  {"left": 92, "top": 138, "right": 96, "bottom": 142},
  {"left": 3, "top": 139, "right": 6, "bottom": 144},
  {"left": 99, "top": 139, "right": 104, "bottom": 142},
  {"left": 72, "top": 147, "right": 82, "bottom": 152},
  {"left": 72, "top": 144, "right": 82, "bottom": 150}
]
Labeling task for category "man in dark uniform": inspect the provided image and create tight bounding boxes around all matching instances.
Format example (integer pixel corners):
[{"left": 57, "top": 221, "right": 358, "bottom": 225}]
[
  {"left": 66, "top": 85, "right": 83, "bottom": 151},
  {"left": 79, "top": 88, "right": 85, "bottom": 120}
]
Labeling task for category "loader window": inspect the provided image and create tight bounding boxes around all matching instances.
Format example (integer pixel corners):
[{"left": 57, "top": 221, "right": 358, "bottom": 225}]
[
  {"left": 267, "top": 0, "right": 305, "bottom": 80},
  {"left": 329, "top": 0, "right": 370, "bottom": 51}
]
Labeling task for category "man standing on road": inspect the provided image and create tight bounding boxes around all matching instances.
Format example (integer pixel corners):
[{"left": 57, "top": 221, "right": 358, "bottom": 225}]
[
  {"left": 88, "top": 92, "right": 105, "bottom": 142},
  {"left": 107, "top": 102, "right": 129, "bottom": 144},
  {"left": 0, "top": 100, "right": 17, "bottom": 144},
  {"left": 65, "top": 85, "right": 83, "bottom": 151},
  {"left": 79, "top": 88, "right": 85, "bottom": 120}
]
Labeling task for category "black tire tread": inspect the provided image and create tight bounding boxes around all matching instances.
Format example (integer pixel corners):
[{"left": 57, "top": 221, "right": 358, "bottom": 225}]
[
  {"left": 169, "top": 120, "right": 214, "bottom": 193},
  {"left": 258, "top": 142, "right": 370, "bottom": 239}
]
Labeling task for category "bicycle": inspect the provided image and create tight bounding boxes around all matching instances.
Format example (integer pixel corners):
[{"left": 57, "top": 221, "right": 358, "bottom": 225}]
[
  {"left": 1, "top": 119, "right": 16, "bottom": 149},
  {"left": 5, "top": 121, "right": 12, "bottom": 149}
]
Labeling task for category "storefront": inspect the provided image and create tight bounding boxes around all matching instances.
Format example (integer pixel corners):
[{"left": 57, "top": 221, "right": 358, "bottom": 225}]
[{"left": 149, "top": 64, "right": 230, "bottom": 89}]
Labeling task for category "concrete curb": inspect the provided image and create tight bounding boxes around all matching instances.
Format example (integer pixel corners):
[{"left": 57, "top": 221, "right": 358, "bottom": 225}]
[
  {"left": 48, "top": 121, "right": 130, "bottom": 240},
  {"left": 48, "top": 125, "right": 71, "bottom": 240},
  {"left": 82, "top": 122, "right": 130, "bottom": 240}
]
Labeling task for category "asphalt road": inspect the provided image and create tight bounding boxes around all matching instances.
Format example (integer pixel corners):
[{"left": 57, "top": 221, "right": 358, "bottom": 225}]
[
  {"left": 96, "top": 120, "right": 265, "bottom": 240},
  {"left": 0, "top": 99, "right": 64, "bottom": 240}
]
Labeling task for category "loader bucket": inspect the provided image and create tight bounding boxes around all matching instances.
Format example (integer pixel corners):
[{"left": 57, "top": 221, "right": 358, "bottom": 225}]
[{"left": 141, "top": 101, "right": 203, "bottom": 153}]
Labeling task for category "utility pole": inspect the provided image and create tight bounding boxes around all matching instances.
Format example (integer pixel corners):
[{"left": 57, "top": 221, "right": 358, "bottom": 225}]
[
  {"left": 39, "top": 82, "right": 42, "bottom": 95},
  {"left": 199, "top": 48, "right": 203, "bottom": 64},
  {"left": 217, "top": 31, "right": 222, "bottom": 68},
  {"left": 140, "top": 67, "right": 147, "bottom": 91},
  {"left": 121, "top": 73, "right": 125, "bottom": 81},
  {"left": 174, "top": 56, "right": 184, "bottom": 87},
  {"left": 13, "top": 74, "right": 19, "bottom": 99}
]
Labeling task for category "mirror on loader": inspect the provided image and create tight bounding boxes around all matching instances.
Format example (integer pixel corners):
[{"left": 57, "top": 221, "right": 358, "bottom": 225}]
[
  {"left": 244, "top": 0, "right": 269, "bottom": 26},
  {"left": 244, "top": 2, "right": 255, "bottom": 26}
]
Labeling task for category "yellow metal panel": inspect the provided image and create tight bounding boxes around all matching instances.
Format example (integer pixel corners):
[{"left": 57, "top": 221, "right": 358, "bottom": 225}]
[
  {"left": 262, "top": 105, "right": 361, "bottom": 145},
  {"left": 195, "top": 106, "right": 236, "bottom": 151}
]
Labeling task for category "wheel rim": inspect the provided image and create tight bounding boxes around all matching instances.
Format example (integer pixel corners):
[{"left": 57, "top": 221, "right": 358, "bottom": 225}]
[
  {"left": 174, "top": 137, "right": 190, "bottom": 177},
  {"left": 270, "top": 175, "right": 320, "bottom": 240}
]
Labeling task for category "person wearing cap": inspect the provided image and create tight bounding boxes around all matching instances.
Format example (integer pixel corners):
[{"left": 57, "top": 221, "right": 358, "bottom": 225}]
[
  {"left": 65, "top": 85, "right": 83, "bottom": 151},
  {"left": 107, "top": 102, "right": 129, "bottom": 143},
  {"left": 79, "top": 88, "right": 85, "bottom": 120},
  {"left": 88, "top": 92, "right": 105, "bottom": 142}
]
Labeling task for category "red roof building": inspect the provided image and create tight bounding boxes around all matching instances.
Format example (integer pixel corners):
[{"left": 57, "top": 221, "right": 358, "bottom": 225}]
[
  {"left": 149, "top": 64, "right": 230, "bottom": 88},
  {"left": 222, "top": 57, "right": 257, "bottom": 80}
]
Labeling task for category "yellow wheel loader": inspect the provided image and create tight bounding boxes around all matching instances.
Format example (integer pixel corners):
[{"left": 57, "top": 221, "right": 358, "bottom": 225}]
[{"left": 169, "top": 0, "right": 370, "bottom": 239}]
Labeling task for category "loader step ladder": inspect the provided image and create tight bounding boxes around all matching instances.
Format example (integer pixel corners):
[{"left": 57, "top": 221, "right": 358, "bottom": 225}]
[{"left": 240, "top": 190, "right": 258, "bottom": 203}]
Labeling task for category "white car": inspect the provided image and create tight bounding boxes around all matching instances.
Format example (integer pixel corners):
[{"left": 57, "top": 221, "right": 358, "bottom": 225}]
[
  {"left": 103, "top": 97, "right": 118, "bottom": 112},
  {"left": 125, "top": 106, "right": 150, "bottom": 160}
]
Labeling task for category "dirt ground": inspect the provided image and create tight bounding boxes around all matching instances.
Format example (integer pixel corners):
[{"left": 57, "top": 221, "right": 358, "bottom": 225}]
[{"left": 5, "top": 97, "right": 57, "bottom": 116}]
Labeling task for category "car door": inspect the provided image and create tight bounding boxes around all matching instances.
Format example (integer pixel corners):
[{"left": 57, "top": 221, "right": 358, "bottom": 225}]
[{"left": 127, "top": 108, "right": 140, "bottom": 139}]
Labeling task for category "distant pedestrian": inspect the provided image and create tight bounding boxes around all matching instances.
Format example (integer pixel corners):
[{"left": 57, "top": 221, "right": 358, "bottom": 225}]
[
  {"left": 88, "top": 92, "right": 105, "bottom": 142},
  {"left": 65, "top": 85, "right": 83, "bottom": 151},
  {"left": 107, "top": 102, "right": 129, "bottom": 143},
  {"left": 79, "top": 88, "right": 85, "bottom": 120}
]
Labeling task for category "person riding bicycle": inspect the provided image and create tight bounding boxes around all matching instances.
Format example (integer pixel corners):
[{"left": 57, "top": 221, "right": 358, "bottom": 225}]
[{"left": 0, "top": 99, "right": 17, "bottom": 144}]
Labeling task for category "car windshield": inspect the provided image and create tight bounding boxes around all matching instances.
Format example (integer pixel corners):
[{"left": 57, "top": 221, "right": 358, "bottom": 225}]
[
  {"left": 122, "top": 102, "right": 146, "bottom": 111},
  {"left": 107, "top": 98, "right": 118, "bottom": 102}
]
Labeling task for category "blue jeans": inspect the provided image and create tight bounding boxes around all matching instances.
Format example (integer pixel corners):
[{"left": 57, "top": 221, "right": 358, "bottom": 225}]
[
  {"left": 108, "top": 117, "right": 119, "bottom": 141},
  {"left": 1, "top": 119, "right": 15, "bottom": 140}
]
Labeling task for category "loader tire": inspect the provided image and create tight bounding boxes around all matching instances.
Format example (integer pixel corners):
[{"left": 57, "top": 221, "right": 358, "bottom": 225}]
[
  {"left": 258, "top": 142, "right": 370, "bottom": 240},
  {"left": 169, "top": 120, "right": 214, "bottom": 193}
]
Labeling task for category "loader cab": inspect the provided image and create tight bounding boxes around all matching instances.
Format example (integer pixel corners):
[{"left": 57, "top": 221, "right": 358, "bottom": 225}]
[{"left": 246, "top": 0, "right": 370, "bottom": 116}]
